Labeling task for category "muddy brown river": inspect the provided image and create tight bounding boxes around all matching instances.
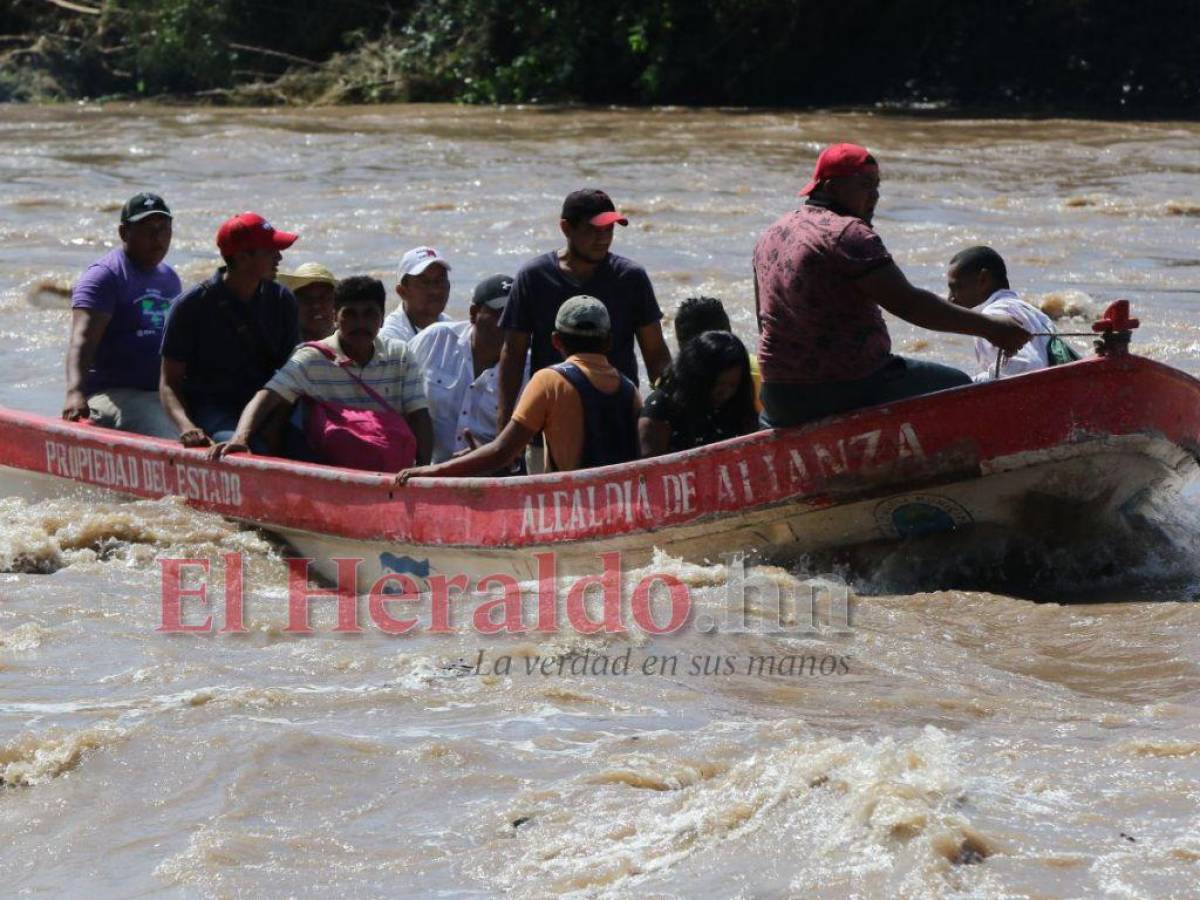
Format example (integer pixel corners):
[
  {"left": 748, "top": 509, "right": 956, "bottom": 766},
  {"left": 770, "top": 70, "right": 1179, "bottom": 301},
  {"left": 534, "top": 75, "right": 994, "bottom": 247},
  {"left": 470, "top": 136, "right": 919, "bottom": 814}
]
[{"left": 2, "top": 104, "right": 1200, "bottom": 897}]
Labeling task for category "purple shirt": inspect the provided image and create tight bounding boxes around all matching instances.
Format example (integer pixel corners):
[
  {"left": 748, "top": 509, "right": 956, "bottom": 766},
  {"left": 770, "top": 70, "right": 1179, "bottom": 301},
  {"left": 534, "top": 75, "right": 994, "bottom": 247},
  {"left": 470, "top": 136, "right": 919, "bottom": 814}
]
[
  {"left": 754, "top": 205, "right": 893, "bottom": 384},
  {"left": 72, "top": 248, "right": 181, "bottom": 393}
]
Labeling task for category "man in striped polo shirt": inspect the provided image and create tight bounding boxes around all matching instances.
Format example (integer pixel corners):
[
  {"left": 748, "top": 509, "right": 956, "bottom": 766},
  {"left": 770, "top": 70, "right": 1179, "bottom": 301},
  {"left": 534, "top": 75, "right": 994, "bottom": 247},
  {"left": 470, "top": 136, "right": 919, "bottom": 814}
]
[{"left": 208, "top": 276, "right": 432, "bottom": 465}]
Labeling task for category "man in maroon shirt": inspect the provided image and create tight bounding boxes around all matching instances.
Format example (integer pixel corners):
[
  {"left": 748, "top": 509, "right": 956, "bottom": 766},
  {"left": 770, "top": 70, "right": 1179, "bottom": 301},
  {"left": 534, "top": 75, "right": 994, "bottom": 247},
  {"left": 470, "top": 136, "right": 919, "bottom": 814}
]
[{"left": 753, "top": 143, "right": 1029, "bottom": 427}]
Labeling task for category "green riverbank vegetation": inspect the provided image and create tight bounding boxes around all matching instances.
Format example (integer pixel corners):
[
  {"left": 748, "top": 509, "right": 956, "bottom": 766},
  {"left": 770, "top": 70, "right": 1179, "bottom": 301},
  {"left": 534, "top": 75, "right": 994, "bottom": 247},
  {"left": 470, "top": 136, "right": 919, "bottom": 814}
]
[{"left": 2, "top": 0, "right": 1196, "bottom": 115}]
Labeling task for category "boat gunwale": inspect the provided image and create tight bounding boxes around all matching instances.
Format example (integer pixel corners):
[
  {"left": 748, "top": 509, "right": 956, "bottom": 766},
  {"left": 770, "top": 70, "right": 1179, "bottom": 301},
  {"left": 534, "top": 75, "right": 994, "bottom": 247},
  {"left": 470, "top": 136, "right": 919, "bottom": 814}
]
[{"left": 2, "top": 354, "right": 1198, "bottom": 549}]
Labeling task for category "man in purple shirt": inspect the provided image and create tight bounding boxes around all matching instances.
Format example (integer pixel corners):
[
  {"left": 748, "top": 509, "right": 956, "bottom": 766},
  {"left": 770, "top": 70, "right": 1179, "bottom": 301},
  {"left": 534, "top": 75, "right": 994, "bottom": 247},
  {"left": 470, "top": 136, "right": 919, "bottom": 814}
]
[{"left": 62, "top": 192, "right": 181, "bottom": 438}]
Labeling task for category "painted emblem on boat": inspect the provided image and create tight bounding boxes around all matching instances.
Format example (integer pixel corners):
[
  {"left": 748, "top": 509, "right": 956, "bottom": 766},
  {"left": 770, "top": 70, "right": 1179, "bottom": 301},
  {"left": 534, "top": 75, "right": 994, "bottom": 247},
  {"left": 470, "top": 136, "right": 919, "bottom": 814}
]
[
  {"left": 380, "top": 552, "right": 431, "bottom": 578},
  {"left": 874, "top": 494, "right": 973, "bottom": 539}
]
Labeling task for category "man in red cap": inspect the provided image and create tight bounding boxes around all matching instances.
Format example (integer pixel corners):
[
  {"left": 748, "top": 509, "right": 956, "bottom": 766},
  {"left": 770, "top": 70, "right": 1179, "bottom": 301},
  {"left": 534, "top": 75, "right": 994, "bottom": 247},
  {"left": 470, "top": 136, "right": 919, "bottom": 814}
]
[
  {"left": 159, "top": 212, "right": 300, "bottom": 447},
  {"left": 753, "top": 143, "right": 1030, "bottom": 426},
  {"left": 495, "top": 188, "right": 670, "bottom": 472}
]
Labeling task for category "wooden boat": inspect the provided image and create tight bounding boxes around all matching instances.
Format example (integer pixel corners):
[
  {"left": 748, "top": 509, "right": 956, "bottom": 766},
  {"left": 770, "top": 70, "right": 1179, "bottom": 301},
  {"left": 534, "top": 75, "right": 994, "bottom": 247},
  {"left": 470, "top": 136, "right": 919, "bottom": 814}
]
[{"left": 1, "top": 302, "right": 1196, "bottom": 586}]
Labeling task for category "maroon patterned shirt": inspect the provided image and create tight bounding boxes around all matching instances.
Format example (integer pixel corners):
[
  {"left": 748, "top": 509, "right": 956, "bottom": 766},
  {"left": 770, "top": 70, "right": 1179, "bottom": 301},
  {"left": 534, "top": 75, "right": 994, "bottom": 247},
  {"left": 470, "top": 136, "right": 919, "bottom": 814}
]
[{"left": 754, "top": 205, "right": 894, "bottom": 384}]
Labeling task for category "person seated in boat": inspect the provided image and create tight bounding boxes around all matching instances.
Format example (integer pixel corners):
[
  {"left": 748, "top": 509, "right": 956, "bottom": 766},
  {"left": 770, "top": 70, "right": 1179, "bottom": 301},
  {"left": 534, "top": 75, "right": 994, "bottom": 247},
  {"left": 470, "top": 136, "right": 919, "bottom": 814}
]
[
  {"left": 753, "top": 143, "right": 1031, "bottom": 427},
  {"left": 408, "top": 274, "right": 530, "bottom": 464},
  {"left": 208, "top": 276, "right": 433, "bottom": 468},
  {"left": 379, "top": 246, "right": 454, "bottom": 343},
  {"left": 673, "top": 295, "right": 762, "bottom": 406},
  {"left": 396, "top": 295, "right": 639, "bottom": 482},
  {"left": 639, "top": 331, "right": 759, "bottom": 458},
  {"left": 278, "top": 262, "right": 337, "bottom": 343},
  {"left": 274, "top": 262, "right": 339, "bottom": 456},
  {"left": 947, "top": 246, "right": 1075, "bottom": 381},
  {"left": 494, "top": 189, "right": 671, "bottom": 474},
  {"left": 62, "top": 192, "right": 180, "bottom": 439},
  {"left": 160, "top": 213, "right": 300, "bottom": 448}
]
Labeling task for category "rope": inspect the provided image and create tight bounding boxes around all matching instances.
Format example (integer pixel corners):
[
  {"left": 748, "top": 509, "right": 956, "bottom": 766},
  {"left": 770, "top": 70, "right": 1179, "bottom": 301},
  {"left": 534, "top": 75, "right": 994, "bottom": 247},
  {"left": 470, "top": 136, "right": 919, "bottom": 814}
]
[
  {"left": 1026, "top": 331, "right": 1095, "bottom": 337},
  {"left": 991, "top": 331, "right": 1098, "bottom": 379}
]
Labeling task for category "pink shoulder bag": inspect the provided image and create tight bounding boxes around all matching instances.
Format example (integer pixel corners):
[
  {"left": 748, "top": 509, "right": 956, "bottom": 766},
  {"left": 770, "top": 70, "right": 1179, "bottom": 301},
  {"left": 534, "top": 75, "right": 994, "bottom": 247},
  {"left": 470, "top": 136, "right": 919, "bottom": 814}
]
[{"left": 302, "top": 342, "right": 417, "bottom": 472}]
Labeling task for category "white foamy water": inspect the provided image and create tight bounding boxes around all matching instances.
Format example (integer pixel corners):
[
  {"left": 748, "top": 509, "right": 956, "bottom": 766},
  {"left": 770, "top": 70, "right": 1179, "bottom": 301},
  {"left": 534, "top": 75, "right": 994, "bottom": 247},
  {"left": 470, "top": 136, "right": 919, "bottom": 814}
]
[{"left": 2, "top": 104, "right": 1200, "bottom": 897}]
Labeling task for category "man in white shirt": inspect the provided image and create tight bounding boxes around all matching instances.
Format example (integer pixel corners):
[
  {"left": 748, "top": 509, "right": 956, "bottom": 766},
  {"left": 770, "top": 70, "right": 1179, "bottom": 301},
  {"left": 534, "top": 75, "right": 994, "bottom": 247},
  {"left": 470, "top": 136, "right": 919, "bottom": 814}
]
[
  {"left": 947, "top": 246, "right": 1064, "bottom": 381},
  {"left": 379, "top": 246, "right": 454, "bottom": 342},
  {"left": 409, "top": 274, "right": 527, "bottom": 463}
]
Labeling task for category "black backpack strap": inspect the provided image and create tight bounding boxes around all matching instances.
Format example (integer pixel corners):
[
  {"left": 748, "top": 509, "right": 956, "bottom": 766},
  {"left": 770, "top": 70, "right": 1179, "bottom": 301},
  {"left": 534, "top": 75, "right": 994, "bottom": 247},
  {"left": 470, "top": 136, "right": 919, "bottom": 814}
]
[{"left": 551, "top": 362, "right": 638, "bottom": 468}]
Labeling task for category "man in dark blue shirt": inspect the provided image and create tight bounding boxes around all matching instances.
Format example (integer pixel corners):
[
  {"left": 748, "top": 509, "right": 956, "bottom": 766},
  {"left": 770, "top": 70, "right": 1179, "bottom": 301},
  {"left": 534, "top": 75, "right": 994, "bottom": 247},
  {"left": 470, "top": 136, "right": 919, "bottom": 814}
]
[
  {"left": 160, "top": 212, "right": 300, "bottom": 447},
  {"left": 495, "top": 189, "right": 670, "bottom": 471}
]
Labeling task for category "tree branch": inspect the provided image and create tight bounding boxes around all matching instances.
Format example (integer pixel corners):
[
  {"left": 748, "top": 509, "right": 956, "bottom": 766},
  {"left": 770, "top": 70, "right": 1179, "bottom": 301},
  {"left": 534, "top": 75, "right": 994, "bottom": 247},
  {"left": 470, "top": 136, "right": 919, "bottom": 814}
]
[{"left": 42, "top": 0, "right": 101, "bottom": 15}]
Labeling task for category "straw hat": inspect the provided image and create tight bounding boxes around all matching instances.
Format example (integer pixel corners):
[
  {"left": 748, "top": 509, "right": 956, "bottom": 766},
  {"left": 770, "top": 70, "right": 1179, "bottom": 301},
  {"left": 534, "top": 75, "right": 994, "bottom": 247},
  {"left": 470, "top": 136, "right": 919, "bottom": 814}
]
[{"left": 278, "top": 262, "right": 337, "bottom": 291}]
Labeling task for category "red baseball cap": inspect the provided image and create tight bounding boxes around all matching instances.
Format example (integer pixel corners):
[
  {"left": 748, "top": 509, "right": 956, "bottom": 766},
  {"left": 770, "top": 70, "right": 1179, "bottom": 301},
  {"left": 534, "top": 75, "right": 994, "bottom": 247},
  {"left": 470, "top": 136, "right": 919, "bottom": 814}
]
[
  {"left": 590, "top": 210, "right": 629, "bottom": 228},
  {"left": 216, "top": 212, "right": 298, "bottom": 257},
  {"left": 561, "top": 189, "right": 629, "bottom": 228},
  {"left": 799, "top": 143, "right": 878, "bottom": 196}
]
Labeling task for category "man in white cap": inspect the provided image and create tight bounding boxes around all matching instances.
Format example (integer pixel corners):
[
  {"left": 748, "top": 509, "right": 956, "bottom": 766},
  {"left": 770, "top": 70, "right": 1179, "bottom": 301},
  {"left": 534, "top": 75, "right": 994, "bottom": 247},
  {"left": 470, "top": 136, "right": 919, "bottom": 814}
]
[
  {"left": 408, "top": 274, "right": 529, "bottom": 463},
  {"left": 379, "top": 246, "right": 454, "bottom": 343},
  {"left": 396, "top": 295, "right": 640, "bottom": 482},
  {"left": 278, "top": 262, "right": 337, "bottom": 342}
]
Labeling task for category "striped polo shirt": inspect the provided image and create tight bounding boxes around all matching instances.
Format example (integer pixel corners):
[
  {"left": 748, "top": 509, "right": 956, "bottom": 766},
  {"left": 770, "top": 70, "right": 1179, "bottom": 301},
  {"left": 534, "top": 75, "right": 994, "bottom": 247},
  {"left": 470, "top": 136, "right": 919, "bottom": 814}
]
[{"left": 266, "top": 333, "right": 428, "bottom": 414}]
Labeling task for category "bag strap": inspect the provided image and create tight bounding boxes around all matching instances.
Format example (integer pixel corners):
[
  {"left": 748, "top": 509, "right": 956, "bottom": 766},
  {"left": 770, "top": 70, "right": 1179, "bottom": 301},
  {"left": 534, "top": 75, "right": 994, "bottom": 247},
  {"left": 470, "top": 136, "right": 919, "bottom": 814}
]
[{"left": 303, "top": 341, "right": 404, "bottom": 417}]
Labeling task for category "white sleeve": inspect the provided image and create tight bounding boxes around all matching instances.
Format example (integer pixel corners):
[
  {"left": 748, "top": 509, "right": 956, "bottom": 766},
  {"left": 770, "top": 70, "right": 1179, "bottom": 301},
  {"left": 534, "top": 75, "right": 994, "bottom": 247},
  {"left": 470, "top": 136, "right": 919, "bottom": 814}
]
[
  {"left": 407, "top": 328, "right": 434, "bottom": 370},
  {"left": 980, "top": 301, "right": 1051, "bottom": 379},
  {"left": 378, "top": 310, "right": 409, "bottom": 343},
  {"left": 972, "top": 336, "right": 1000, "bottom": 381},
  {"left": 264, "top": 348, "right": 319, "bottom": 402},
  {"left": 998, "top": 341, "right": 1049, "bottom": 377}
]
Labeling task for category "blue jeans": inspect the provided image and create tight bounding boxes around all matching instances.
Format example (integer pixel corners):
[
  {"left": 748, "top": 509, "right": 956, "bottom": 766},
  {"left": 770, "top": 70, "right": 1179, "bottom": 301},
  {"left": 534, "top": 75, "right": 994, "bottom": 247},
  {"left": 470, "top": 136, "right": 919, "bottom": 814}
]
[
  {"left": 192, "top": 404, "right": 271, "bottom": 453},
  {"left": 760, "top": 355, "right": 971, "bottom": 428}
]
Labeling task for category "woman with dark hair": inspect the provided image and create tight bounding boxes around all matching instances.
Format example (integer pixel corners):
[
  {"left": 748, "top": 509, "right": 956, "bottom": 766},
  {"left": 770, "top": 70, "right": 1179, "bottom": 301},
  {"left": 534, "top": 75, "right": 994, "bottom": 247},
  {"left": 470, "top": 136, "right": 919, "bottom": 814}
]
[{"left": 639, "top": 330, "right": 759, "bottom": 457}]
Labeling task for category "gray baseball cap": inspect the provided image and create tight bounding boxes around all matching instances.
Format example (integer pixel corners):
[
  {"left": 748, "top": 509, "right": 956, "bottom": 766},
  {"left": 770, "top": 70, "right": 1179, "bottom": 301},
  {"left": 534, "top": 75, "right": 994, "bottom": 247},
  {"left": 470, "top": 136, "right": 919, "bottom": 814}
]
[{"left": 554, "top": 295, "right": 611, "bottom": 337}]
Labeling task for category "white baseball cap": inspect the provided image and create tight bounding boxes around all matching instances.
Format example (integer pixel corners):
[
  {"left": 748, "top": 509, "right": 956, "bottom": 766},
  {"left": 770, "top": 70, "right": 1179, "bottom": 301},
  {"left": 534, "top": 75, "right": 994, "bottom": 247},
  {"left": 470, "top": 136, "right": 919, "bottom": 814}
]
[{"left": 398, "top": 246, "right": 451, "bottom": 280}]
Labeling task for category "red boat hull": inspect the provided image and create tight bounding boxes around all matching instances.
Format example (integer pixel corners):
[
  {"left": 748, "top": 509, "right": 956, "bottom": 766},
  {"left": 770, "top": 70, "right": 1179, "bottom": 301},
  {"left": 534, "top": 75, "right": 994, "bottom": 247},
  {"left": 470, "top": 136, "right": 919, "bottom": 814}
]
[{"left": 2, "top": 355, "right": 1198, "bottom": 581}]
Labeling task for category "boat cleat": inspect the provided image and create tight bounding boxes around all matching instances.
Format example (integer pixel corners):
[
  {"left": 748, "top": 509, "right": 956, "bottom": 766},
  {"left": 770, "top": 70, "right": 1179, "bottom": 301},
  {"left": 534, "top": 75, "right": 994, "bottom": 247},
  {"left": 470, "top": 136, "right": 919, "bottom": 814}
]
[{"left": 1093, "top": 299, "right": 1139, "bottom": 357}]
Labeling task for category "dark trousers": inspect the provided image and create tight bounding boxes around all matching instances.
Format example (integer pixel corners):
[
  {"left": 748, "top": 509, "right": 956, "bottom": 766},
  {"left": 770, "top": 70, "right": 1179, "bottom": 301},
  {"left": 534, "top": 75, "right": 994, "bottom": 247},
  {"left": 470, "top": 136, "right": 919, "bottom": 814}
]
[{"left": 760, "top": 355, "right": 971, "bottom": 428}]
